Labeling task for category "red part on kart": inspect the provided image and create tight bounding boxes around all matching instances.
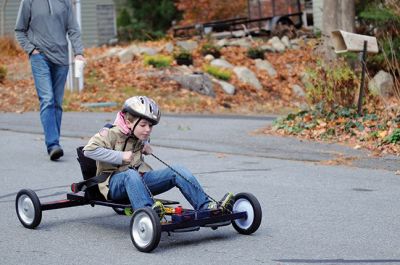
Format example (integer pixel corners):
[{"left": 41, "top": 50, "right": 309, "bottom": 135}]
[
  {"left": 71, "top": 183, "right": 78, "bottom": 193},
  {"left": 175, "top": 206, "right": 182, "bottom": 214}
]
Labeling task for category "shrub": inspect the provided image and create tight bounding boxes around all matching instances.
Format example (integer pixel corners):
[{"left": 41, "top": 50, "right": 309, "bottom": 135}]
[
  {"left": 0, "top": 65, "right": 7, "bottom": 83},
  {"left": 117, "top": 8, "right": 132, "bottom": 27},
  {"left": 246, "top": 47, "right": 265, "bottom": 59},
  {"left": 0, "top": 36, "right": 21, "bottom": 57},
  {"left": 143, "top": 55, "right": 172, "bottom": 68},
  {"left": 173, "top": 49, "right": 193, "bottom": 65},
  {"left": 203, "top": 65, "right": 231, "bottom": 81},
  {"left": 384, "top": 128, "right": 400, "bottom": 144},
  {"left": 304, "top": 59, "right": 359, "bottom": 108},
  {"left": 174, "top": 49, "right": 192, "bottom": 60},
  {"left": 357, "top": 1, "right": 400, "bottom": 73},
  {"left": 117, "top": 23, "right": 165, "bottom": 42},
  {"left": 200, "top": 43, "right": 221, "bottom": 58}
]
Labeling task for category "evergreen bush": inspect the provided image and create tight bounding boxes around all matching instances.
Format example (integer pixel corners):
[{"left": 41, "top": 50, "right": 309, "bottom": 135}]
[
  {"left": 143, "top": 55, "right": 173, "bottom": 68},
  {"left": 204, "top": 65, "right": 231, "bottom": 81}
]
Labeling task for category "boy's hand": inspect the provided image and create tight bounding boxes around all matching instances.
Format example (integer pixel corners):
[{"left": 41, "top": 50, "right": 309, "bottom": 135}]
[
  {"left": 142, "top": 143, "right": 152, "bottom": 155},
  {"left": 122, "top": 151, "right": 133, "bottom": 163}
]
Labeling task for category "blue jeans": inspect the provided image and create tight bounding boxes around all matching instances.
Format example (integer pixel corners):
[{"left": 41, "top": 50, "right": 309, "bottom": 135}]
[
  {"left": 30, "top": 53, "right": 69, "bottom": 153},
  {"left": 108, "top": 165, "right": 210, "bottom": 210}
]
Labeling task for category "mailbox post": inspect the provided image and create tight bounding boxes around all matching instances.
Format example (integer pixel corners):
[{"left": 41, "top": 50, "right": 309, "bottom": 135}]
[{"left": 331, "top": 30, "right": 379, "bottom": 115}]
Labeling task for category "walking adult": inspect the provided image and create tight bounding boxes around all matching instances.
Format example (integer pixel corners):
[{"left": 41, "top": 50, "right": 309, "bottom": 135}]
[{"left": 15, "top": 0, "right": 85, "bottom": 160}]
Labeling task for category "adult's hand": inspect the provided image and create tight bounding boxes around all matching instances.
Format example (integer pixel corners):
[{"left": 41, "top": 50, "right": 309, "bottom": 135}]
[{"left": 75, "top": 54, "right": 85, "bottom": 62}]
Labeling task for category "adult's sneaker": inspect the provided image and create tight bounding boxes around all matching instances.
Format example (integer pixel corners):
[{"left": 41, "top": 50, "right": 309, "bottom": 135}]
[{"left": 49, "top": 147, "right": 64, "bottom": 161}]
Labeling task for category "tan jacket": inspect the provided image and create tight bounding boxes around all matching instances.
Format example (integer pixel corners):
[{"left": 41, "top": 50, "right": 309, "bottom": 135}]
[{"left": 83, "top": 126, "right": 152, "bottom": 199}]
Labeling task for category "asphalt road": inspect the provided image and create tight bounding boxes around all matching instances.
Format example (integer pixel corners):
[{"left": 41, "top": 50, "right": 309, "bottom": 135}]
[{"left": 1, "top": 112, "right": 399, "bottom": 265}]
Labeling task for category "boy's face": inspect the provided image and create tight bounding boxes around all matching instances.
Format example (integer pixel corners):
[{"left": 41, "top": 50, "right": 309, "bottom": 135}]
[{"left": 131, "top": 119, "right": 153, "bottom": 141}]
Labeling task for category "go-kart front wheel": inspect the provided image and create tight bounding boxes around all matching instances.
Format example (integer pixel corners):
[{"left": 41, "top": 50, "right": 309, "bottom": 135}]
[
  {"left": 15, "top": 189, "right": 42, "bottom": 229},
  {"left": 130, "top": 208, "right": 161, "bottom": 252},
  {"left": 232, "top": 192, "right": 262, "bottom": 235}
]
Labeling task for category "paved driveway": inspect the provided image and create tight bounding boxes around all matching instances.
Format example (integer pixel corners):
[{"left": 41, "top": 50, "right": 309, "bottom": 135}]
[{"left": 1, "top": 113, "right": 399, "bottom": 264}]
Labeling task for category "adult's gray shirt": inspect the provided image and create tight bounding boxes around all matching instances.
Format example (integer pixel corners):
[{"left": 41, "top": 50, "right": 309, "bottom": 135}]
[{"left": 15, "top": 0, "right": 84, "bottom": 66}]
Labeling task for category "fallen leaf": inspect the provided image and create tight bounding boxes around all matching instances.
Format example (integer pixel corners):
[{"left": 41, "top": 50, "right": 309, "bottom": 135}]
[
  {"left": 216, "top": 153, "right": 227, "bottom": 158},
  {"left": 379, "top": 131, "right": 388, "bottom": 138}
]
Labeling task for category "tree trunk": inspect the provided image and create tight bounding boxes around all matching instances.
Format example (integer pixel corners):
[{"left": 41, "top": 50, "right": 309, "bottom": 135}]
[{"left": 321, "top": 0, "right": 355, "bottom": 61}]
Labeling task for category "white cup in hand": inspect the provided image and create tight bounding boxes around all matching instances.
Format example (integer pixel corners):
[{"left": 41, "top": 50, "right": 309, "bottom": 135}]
[{"left": 74, "top": 59, "right": 85, "bottom": 78}]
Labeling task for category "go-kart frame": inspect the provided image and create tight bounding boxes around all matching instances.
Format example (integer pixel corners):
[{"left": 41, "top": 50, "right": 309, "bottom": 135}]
[{"left": 16, "top": 188, "right": 262, "bottom": 252}]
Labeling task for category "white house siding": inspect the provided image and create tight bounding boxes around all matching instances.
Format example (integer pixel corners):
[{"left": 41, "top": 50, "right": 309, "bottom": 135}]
[
  {"left": 97, "top": 4, "right": 116, "bottom": 45},
  {"left": 81, "top": 0, "right": 98, "bottom": 47},
  {"left": 0, "top": 0, "right": 116, "bottom": 48},
  {"left": 1, "top": 0, "right": 20, "bottom": 37},
  {"left": 81, "top": 0, "right": 116, "bottom": 47}
]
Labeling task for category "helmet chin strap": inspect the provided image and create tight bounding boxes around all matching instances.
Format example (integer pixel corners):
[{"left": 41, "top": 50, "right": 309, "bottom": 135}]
[{"left": 131, "top": 118, "right": 142, "bottom": 137}]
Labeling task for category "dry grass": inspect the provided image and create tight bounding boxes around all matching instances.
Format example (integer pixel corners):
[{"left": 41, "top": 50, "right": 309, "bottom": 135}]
[
  {"left": 381, "top": 36, "right": 400, "bottom": 107},
  {"left": 0, "top": 36, "right": 23, "bottom": 57},
  {"left": 386, "top": 0, "right": 400, "bottom": 16}
]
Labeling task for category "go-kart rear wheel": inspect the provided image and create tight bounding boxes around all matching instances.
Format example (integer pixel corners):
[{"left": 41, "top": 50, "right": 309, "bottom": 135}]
[
  {"left": 130, "top": 208, "right": 161, "bottom": 252},
  {"left": 232, "top": 192, "right": 262, "bottom": 235},
  {"left": 15, "top": 189, "right": 42, "bottom": 229}
]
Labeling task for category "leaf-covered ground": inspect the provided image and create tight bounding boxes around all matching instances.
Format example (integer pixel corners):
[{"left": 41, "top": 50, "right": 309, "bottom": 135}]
[
  {"left": 0, "top": 38, "right": 398, "bottom": 156},
  {"left": 0, "top": 39, "right": 314, "bottom": 114},
  {"left": 261, "top": 102, "right": 400, "bottom": 156}
]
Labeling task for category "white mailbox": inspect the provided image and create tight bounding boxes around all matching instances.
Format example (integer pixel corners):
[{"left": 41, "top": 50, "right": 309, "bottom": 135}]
[{"left": 331, "top": 30, "right": 379, "bottom": 53}]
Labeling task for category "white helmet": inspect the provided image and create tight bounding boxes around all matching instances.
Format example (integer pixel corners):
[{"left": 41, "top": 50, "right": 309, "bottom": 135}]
[{"left": 122, "top": 96, "right": 161, "bottom": 125}]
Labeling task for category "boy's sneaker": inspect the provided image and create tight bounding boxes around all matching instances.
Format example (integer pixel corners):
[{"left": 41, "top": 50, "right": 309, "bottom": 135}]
[
  {"left": 207, "top": 192, "right": 234, "bottom": 212},
  {"left": 124, "top": 207, "right": 134, "bottom": 216},
  {"left": 219, "top": 192, "right": 234, "bottom": 212},
  {"left": 152, "top": 201, "right": 165, "bottom": 220}
]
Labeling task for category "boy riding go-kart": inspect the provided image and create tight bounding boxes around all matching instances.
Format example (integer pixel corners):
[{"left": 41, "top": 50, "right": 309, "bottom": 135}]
[{"left": 16, "top": 96, "right": 262, "bottom": 252}]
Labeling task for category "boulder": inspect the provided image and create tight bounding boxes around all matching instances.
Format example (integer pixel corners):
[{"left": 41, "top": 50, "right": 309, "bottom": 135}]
[
  {"left": 215, "top": 80, "right": 235, "bottom": 95},
  {"left": 291, "top": 84, "right": 306, "bottom": 98},
  {"left": 260, "top": 44, "right": 275, "bottom": 53},
  {"left": 117, "top": 48, "right": 135, "bottom": 64},
  {"left": 368, "top": 70, "right": 394, "bottom": 98},
  {"left": 164, "top": 42, "right": 174, "bottom": 54},
  {"left": 93, "top": 47, "right": 122, "bottom": 60},
  {"left": 176, "top": 40, "right": 198, "bottom": 52},
  {"left": 204, "top": 54, "right": 215, "bottom": 62},
  {"left": 216, "top": 39, "right": 229, "bottom": 47},
  {"left": 232, "top": 30, "right": 246, "bottom": 38},
  {"left": 117, "top": 44, "right": 159, "bottom": 63},
  {"left": 233, "top": 66, "right": 262, "bottom": 90},
  {"left": 104, "top": 47, "right": 122, "bottom": 57},
  {"left": 169, "top": 73, "right": 215, "bottom": 97},
  {"left": 300, "top": 72, "right": 313, "bottom": 90},
  {"left": 281, "top": 36, "right": 291, "bottom": 49},
  {"left": 228, "top": 38, "right": 252, "bottom": 48},
  {"left": 139, "top": 47, "right": 158, "bottom": 56},
  {"left": 210, "top": 58, "right": 234, "bottom": 69},
  {"left": 268, "top": 36, "right": 286, "bottom": 52},
  {"left": 255, "top": 59, "right": 277, "bottom": 77}
]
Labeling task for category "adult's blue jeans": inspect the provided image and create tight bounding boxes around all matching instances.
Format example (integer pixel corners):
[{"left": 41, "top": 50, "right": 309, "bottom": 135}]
[
  {"left": 30, "top": 53, "right": 69, "bottom": 153},
  {"left": 108, "top": 165, "right": 210, "bottom": 210}
]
